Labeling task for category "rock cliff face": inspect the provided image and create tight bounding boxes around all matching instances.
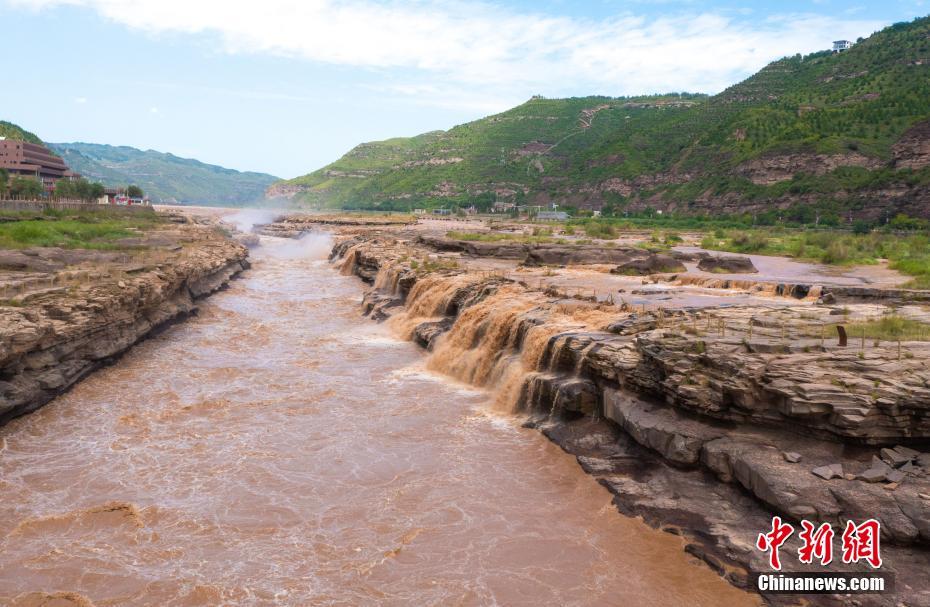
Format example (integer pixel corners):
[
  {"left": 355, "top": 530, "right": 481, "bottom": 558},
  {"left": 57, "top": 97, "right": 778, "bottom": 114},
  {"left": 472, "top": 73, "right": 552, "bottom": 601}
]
[
  {"left": 0, "top": 229, "right": 248, "bottom": 425},
  {"left": 264, "top": 183, "right": 307, "bottom": 200},
  {"left": 333, "top": 233, "right": 930, "bottom": 606},
  {"left": 892, "top": 120, "right": 930, "bottom": 170},
  {"left": 736, "top": 153, "right": 884, "bottom": 185},
  {"left": 413, "top": 234, "right": 699, "bottom": 267}
]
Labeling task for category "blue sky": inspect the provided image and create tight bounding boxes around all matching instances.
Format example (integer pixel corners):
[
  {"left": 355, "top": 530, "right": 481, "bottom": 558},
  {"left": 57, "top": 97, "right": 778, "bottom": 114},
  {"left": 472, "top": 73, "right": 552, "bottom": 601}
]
[{"left": 1, "top": 0, "right": 927, "bottom": 178}]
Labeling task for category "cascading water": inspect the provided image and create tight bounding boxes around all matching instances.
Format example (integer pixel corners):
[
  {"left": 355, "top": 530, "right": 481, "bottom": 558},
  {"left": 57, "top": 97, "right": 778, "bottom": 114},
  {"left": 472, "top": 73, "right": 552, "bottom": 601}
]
[
  {"left": 371, "top": 267, "right": 614, "bottom": 415},
  {"left": 386, "top": 274, "right": 482, "bottom": 339}
]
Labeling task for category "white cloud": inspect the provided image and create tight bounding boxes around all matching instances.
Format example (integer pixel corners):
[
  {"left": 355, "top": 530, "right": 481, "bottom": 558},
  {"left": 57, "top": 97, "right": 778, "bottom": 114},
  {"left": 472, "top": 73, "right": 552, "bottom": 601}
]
[
  {"left": 149, "top": 106, "right": 159, "bottom": 114},
  {"left": 10, "top": 0, "right": 886, "bottom": 102},
  {"left": 74, "top": 96, "right": 87, "bottom": 103}
]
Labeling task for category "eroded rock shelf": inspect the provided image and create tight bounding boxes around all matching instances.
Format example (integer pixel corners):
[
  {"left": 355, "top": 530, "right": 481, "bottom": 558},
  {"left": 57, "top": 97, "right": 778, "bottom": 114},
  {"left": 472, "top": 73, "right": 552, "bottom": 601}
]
[
  {"left": 0, "top": 224, "right": 249, "bottom": 425},
  {"left": 332, "top": 231, "right": 930, "bottom": 607}
]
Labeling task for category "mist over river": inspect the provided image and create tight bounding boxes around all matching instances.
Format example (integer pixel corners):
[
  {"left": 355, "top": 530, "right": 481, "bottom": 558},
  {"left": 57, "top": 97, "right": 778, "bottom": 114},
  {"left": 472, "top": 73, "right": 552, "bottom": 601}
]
[{"left": 0, "top": 235, "right": 756, "bottom": 606}]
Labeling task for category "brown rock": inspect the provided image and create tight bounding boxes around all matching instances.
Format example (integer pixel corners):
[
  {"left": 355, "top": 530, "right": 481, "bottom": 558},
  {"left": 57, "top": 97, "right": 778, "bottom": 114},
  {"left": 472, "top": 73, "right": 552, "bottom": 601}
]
[
  {"left": 611, "top": 253, "right": 686, "bottom": 276},
  {"left": 812, "top": 464, "right": 844, "bottom": 480},
  {"left": 697, "top": 255, "right": 758, "bottom": 274},
  {"left": 892, "top": 119, "right": 930, "bottom": 170}
]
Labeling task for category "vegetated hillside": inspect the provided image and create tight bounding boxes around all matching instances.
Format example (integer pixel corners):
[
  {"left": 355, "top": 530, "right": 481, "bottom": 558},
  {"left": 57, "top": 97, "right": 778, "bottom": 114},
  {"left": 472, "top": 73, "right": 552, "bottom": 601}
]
[
  {"left": 51, "top": 143, "right": 279, "bottom": 206},
  {"left": 0, "top": 121, "right": 43, "bottom": 145},
  {"left": 274, "top": 15, "right": 930, "bottom": 222}
]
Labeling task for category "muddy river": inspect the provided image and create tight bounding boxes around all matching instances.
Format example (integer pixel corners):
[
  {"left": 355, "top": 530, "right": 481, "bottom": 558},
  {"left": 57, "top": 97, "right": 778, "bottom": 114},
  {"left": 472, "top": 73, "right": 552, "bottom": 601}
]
[{"left": 0, "top": 235, "right": 757, "bottom": 606}]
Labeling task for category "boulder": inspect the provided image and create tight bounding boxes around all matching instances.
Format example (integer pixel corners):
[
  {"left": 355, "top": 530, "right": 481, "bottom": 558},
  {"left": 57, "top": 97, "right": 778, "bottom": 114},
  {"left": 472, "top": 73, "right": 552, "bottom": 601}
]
[
  {"left": 413, "top": 318, "right": 454, "bottom": 350},
  {"left": 859, "top": 458, "right": 893, "bottom": 483},
  {"left": 882, "top": 447, "right": 915, "bottom": 468},
  {"left": 697, "top": 255, "right": 758, "bottom": 274},
  {"left": 523, "top": 245, "right": 641, "bottom": 267},
  {"left": 894, "top": 445, "right": 921, "bottom": 460},
  {"left": 812, "top": 464, "right": 844, "bottom": 480},
  {"left": 887, "top": 470, "right": 907, "bottom": 484},
  {"left": 611, "top": 253, "right": 686, "bottom": 276}
]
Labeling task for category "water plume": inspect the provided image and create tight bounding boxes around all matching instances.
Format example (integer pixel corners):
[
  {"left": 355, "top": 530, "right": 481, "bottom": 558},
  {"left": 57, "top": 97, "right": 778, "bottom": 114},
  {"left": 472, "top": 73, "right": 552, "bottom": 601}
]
[
  {"left": 224, "top": 208, "right": 279, "bottom": 233},
  {"left": 262, "top": 232, "right": 334, "bottom": 261}
]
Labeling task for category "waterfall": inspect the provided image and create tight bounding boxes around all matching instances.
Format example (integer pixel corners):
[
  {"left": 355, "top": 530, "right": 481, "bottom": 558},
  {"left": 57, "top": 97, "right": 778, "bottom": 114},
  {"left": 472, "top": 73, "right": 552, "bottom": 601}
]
[
  {"left": 338, "top": 245, "right": 361, "bottom": 275},
  {"left": 338, "top": 240, "right": 616, "bottom": 416},
  {"left": 403, "top": 280, "right": 609, "bottom": 413},
  {"left": 387, "top": 274, "right": 482, "bottom": 339},
  {"left": 373, "top": 265, "right": 402, "bottom": 294}
]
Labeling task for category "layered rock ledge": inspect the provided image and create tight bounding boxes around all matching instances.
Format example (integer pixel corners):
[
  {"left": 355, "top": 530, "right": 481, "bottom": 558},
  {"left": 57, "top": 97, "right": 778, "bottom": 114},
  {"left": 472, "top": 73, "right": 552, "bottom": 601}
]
[
  {"left": 332, "top": 231, "right": 930, "bottom": 607},
  {"left": 0, "top": 221, "right": 248, "bottom": 425}
]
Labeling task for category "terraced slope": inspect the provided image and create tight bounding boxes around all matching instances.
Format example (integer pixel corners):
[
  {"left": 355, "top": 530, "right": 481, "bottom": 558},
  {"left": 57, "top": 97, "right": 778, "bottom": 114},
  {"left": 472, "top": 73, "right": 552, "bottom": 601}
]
[{"left": 275, "top": 16, "right": 930, "bottom": 221}]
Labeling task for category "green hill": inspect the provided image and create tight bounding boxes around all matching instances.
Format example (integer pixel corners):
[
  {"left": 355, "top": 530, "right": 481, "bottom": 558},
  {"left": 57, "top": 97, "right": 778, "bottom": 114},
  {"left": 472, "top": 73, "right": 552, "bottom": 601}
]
[
  {"left": 0, "top": 121, "right": 42, "bottom": 145},
  {"left": 275, "top": 16, "right": 930, "bottom": 222},
  {"left": 50, "top": 142, "right": 279, "bottom": 206}
]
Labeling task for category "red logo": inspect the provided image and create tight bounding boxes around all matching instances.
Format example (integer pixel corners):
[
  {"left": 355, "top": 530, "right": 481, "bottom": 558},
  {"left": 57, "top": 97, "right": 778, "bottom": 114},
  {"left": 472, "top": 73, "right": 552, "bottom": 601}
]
[
  {"left": 798, "top": 520, "right": 835, "bottom": 566},
  {"left": 757, "top": 518, "right": 881, "bottom": 570},
  {"left": 842, "top": 519, "right": 882, "bottom": 569},
  {"left": 756, "top": 516, "right": 794, "bottom": 571}
]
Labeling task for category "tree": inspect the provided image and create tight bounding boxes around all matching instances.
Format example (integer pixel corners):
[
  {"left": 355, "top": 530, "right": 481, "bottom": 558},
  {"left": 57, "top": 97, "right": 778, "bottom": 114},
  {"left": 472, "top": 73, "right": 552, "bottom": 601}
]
[
  {"left": 88, "top": 182, "right": 105, "bottom": 200},
  {"left": 852, "top": 219, "right": 872, "bottom": 234},
  {"left": 74, "top": 179, "right": 92, "bottom": 200},
  {"left": 10, "top": 176, "right": 44, "bottom": 199},
  {"left": 126, "top": 185, "right": 144, "bottom": 198},
  {"left": 55, "top": 179, "right": 77, "bottom": 199},
  {"left": 57, "top": 178, "right": 107, "bottom": 201},
  {"left": 0, "top": 168, "right": 8, "bottom": 197}
]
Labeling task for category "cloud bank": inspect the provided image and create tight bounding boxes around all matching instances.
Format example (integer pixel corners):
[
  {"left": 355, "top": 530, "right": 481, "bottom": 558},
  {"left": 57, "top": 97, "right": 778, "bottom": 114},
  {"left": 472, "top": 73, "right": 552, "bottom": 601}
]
[{"left": 11, "top": 0, "right": 886, "bottom": 107}]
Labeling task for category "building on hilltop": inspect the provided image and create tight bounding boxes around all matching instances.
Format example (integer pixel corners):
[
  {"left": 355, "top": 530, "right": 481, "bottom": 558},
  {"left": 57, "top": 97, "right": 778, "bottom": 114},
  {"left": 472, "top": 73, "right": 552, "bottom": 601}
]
[
  {"left": 833, "top": 40, "right": 853, "bottom": 52},
  {"left": 0, "top": 137, "right": 77, "bottom": 193}
]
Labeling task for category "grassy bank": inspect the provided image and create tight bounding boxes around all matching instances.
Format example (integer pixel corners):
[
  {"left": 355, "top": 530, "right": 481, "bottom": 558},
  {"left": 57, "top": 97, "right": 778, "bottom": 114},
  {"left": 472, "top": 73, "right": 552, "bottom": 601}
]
[
  {"left": 446, "top": 229, "right": 563, "bottom": 244},
  {"left": 699, "top": 229, "right": 930, "bottom": 288},
  {"left": 0, "top": 209, "right": 163, "bottom": 249},
  {"left": 844, "top": 315, "right": 930, "bottom": 342}
]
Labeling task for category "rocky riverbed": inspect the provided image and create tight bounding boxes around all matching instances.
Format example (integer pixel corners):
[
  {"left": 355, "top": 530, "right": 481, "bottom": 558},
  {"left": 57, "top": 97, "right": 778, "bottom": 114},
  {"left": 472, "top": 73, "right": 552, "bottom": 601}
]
[
  {"left": 326, "top": 227, "right": 930, "bottom": 607},
  {"left": 0, "top": 214, "right": 249, "bottom": 425}
]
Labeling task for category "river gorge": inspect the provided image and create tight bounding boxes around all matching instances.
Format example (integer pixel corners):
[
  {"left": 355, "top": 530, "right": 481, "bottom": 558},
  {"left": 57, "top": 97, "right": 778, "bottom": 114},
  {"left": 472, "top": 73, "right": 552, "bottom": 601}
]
[{"left": 0, "top": 234, "right": 757, "bottom": 606}]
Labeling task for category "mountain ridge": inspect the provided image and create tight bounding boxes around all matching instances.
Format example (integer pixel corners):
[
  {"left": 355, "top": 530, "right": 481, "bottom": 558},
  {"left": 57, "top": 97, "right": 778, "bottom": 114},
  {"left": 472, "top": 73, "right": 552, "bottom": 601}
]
[
  {"left": 272, "top": 16, "right": 930, "bottom": 222},
  {"left": 50, "top": 142, "right": 279, "bottom": 206},
  {"left": 2, "top": 120, "right": 279, "bottom": 206}
]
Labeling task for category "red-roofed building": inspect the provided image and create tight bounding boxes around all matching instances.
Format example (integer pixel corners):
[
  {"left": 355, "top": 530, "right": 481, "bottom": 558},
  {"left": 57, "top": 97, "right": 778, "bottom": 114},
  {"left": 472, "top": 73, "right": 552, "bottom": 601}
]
[{"left": 0, "top": 138, "right": 77, "bottom": 193}]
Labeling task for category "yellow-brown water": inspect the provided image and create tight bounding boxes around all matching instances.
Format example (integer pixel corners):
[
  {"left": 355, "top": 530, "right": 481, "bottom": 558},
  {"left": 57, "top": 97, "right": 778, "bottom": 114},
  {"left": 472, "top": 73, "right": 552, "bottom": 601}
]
[{"left": 0, "top": 236, "right": 758, "bottom": 607}]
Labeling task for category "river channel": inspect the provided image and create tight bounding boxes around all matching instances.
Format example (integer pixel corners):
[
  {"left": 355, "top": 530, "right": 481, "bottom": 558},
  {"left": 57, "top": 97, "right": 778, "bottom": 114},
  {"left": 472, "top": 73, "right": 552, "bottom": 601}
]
[{"left": 0, "top": 235, "right": 757, "bottom": 606}]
